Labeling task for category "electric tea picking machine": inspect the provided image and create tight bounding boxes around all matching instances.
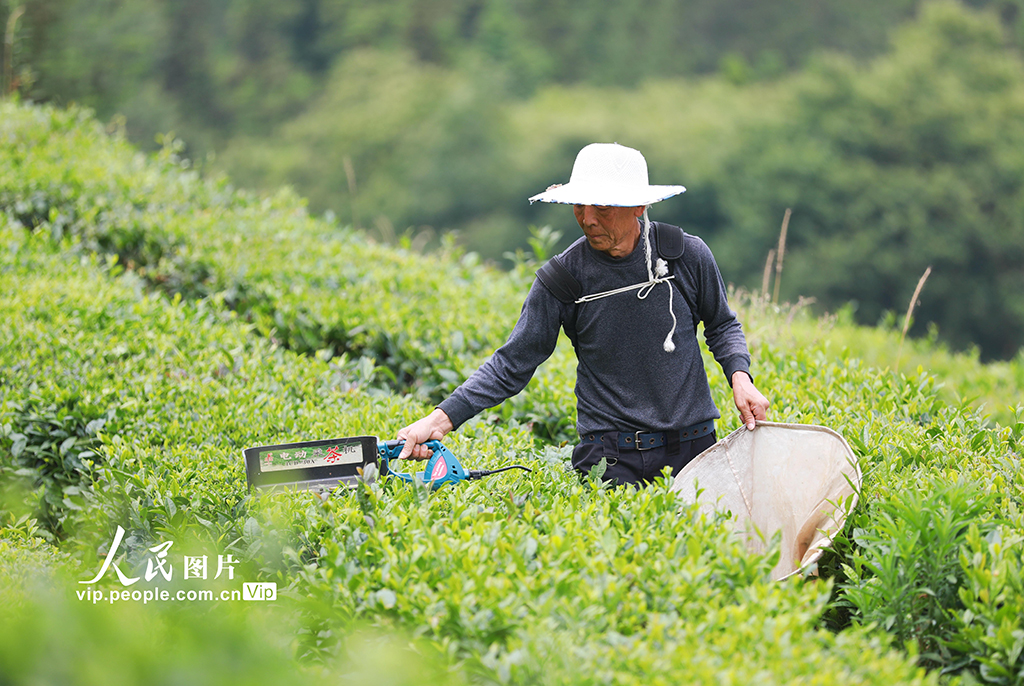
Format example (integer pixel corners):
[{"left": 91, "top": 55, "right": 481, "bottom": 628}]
[{"left": 243, "top": 436, "right": 530, "bottom": 493}]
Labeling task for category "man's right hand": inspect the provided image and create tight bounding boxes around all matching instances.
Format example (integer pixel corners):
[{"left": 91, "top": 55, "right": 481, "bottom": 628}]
[{"left": 395, "top": 408, "right": 454, "bottom": 460}]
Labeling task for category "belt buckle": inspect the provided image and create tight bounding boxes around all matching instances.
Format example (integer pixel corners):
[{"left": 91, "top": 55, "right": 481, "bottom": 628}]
[{"left": 635, "top": 431, "right": 653, "bottom": 451}]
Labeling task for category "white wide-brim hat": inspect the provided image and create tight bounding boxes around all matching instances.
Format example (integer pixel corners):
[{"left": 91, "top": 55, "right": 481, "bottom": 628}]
[{"left": 528, "top": 143, "right": 685, "bottom": 207}]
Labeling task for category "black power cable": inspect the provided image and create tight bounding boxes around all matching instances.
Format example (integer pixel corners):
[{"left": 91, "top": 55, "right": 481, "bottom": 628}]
[{"left": 467, "top": 465, "right": 532, "bottom": 480}]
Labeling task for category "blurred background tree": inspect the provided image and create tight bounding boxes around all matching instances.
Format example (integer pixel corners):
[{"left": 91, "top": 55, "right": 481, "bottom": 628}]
[
  {"left": 3, "top": 0, "right": 1024, "bottom": 359},
  {"left": 708, "top": 3, "right": 1024, "bottom": 360}
]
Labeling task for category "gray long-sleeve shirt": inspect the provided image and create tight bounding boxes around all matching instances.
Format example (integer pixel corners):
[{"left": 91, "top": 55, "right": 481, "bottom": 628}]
[{"left": 438, "top": 226, "right": 751, "bottom": 436}]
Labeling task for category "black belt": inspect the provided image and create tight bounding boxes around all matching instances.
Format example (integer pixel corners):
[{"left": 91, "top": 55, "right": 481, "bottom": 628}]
[{"left": 579, "top": 421, "right": 715, "bottom": 451}]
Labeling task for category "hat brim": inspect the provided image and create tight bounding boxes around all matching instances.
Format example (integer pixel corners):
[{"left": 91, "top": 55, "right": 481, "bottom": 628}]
[{"left": 528, "top": 183, "right": 685, "bottom": 206}]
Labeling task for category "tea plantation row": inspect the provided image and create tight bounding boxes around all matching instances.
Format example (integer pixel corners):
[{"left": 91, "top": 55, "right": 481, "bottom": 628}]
[{"left": 1, "top": 101, "right": 1023, "bottom": 684}]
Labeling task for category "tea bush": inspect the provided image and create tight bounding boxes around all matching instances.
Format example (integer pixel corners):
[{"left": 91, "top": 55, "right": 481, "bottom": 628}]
[
  {"left": 744, "top": 299, "right": 1024, "bottom": 428},
  {"left": 0, "top": 102, "right": 524, "bottom": 405},
  {"left": 952, "top": 520, "right": 1024, "bottom": 683},
  {"left": 840, "top": 482, "right": 998, "bottom": 667}
]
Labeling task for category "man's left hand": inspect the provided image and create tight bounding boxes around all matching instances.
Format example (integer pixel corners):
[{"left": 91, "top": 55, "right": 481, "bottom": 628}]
[{"left": 732, "top": 371, "right": 769, "bottom": 431}]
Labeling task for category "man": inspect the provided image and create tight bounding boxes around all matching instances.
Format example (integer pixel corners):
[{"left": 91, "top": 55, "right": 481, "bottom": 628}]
[{"left": 396, "top": 143, "right": 769, "bottom": 486}]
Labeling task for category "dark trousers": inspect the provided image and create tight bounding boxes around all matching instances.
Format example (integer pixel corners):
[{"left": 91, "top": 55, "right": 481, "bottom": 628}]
[{"left": 572, "top": 431, "right": 717, "bottom": 487}]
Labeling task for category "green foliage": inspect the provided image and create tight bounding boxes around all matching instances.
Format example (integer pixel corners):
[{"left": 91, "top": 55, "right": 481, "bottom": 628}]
[
  {"left": 0, "top": 538, "right": 462, "bottom": 686},
  {"left": 952, "top": 522, "right": 1024, "bottom": 684},
  {"left": 710, "top": 1, "right": 1024, "bottom": 360},
  {"left": 747, "top": 297, "right": 1024, "bottom": 427},
  {"left": 0, "top": 398, "right": 115, "bottom": 540},
  {"left": 216, "top": 48, "right": 519, "bottom": 254},
  {"left": 11, "top": 0, "right": 944, "bottom": 148},
  {"left": 840, "top": 482, "right": 997, "bottom": 668},
  {"left": 0, "top": 101, "right": 525, "bottom": 405}
]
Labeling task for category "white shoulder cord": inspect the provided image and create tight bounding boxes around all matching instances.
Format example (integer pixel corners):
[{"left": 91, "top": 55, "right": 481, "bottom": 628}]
[{"left": 574, "top": 208, "right": 679, "bottom": 352}]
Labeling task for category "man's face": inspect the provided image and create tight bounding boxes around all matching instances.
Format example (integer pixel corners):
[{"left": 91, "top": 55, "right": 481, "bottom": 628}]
[{"left": 573, "top": 204, "right": 645, "bottom": 258}]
